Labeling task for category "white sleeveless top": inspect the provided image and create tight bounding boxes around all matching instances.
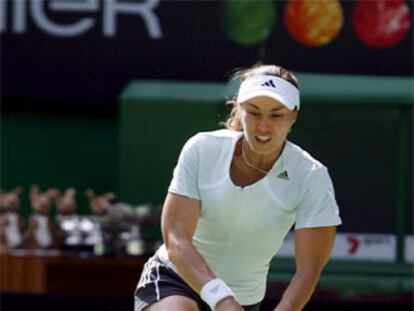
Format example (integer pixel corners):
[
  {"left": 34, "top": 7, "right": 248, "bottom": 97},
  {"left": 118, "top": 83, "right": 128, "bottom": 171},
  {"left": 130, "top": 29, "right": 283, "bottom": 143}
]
[{"left": 157, "top": 129, "right": 341, "bottom": 305}]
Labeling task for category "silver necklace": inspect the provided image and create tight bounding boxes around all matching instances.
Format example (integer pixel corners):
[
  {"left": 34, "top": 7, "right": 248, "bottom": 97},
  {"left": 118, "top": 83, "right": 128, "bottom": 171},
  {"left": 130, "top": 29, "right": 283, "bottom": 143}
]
[{"left": 241, "top": 140, "right": 269, "bottom": 175}]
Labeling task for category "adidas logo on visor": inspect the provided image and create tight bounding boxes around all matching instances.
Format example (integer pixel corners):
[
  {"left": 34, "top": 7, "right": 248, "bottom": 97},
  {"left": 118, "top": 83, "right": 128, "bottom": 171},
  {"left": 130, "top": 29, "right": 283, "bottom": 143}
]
[{"left": 261, "top": 80, "right": 276, "bottom": 88}]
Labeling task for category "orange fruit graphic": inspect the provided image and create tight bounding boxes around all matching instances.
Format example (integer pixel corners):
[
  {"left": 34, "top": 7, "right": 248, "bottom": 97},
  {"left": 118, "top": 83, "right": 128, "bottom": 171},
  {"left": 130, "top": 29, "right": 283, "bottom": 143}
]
[{"left": 284, "top": 0, "right": 344, "bottom": 47}]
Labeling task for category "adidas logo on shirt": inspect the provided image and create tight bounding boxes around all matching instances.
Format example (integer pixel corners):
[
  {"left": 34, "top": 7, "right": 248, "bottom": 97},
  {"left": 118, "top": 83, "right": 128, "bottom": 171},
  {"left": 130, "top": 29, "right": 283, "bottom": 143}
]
[
  {"left": 277, "top": 170, "right": 289, "bottom": 180},
  {"left": 261, "top": 80, "right": 276, "bottom": 88}
]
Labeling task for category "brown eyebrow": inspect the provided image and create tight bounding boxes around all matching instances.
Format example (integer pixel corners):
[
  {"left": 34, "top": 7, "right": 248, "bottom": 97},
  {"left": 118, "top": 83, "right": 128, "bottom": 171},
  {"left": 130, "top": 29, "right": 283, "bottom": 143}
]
[{"left": 246, "top": 102, "right": 285, "bottom": 112}]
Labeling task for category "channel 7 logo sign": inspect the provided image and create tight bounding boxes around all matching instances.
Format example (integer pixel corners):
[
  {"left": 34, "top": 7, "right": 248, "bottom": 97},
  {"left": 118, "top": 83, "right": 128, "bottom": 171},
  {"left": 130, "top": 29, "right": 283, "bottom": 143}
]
[{"left": 0, "top": 0, "right": 163, "bottom": 38}]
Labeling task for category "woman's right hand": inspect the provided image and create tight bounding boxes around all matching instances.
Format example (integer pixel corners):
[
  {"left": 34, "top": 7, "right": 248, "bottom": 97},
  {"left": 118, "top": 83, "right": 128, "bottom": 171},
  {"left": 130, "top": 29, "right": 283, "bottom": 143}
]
[{"left": 215, "top": 297, "right": 244, "bottom": 311}]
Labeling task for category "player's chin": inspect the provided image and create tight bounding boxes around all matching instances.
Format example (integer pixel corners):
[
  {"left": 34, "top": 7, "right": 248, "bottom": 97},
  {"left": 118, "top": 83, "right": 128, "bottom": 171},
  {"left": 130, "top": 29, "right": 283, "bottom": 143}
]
[{"left": 251, "top": 140, "right": 278, "bottom": 155}]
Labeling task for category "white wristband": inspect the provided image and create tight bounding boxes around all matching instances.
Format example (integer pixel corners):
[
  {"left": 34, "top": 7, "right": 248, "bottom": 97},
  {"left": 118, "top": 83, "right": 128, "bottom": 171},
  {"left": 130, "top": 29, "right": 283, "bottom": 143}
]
[{"left": 200, "top": 278, "right": 236, "bottom": 310}]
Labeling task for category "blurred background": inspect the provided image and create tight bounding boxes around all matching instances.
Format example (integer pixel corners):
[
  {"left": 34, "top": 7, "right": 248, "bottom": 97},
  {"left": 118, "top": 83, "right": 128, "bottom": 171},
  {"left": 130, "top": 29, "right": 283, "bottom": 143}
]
[{"left": 1, "top": 0, "right": 413, "bottom": 310}]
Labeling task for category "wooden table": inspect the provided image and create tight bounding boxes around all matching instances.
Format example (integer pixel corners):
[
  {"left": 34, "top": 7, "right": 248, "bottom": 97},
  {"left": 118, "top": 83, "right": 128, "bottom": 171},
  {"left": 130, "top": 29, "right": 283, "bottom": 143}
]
[{"left": 0, "top": 251, "right": 148, "bottom": 294}]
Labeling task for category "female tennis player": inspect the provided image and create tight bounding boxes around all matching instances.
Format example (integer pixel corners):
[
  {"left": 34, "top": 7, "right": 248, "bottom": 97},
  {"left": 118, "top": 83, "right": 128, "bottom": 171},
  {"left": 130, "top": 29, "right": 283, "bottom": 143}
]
[{"left": 134, "top": 64, "right": 342, "bottom": 311}]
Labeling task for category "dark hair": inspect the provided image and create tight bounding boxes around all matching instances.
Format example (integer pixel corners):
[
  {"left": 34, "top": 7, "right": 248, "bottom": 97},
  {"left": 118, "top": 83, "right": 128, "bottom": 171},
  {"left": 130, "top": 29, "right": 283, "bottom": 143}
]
[{"left": 223, "top": 64, "right": 299, "bottom": 131}]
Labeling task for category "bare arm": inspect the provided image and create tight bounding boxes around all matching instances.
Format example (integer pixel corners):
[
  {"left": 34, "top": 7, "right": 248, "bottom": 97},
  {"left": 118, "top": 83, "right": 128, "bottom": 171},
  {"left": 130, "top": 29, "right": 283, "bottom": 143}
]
[
  {"left": 161, "top": 192, "right": 213, "bottom": 291},
  {"left": 274, "top": 226, "right": 336, "bottom": 311},
  {"left": 161, "top": 192, "right": 242, "bottom": 310}
]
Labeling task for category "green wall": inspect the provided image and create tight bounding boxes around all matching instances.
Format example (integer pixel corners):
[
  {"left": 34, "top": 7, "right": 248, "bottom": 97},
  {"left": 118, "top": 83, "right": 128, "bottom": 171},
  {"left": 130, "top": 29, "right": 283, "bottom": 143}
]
[
  {"left": 1, "top": 112, "right": 118, "bottom": 216},
  {"left": 118, "top": 82, "right": 229, "bottom": 207}
]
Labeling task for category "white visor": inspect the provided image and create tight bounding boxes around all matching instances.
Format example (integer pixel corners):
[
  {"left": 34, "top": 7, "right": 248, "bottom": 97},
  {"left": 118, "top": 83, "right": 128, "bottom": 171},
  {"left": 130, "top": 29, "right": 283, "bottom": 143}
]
[{"left": 236, "top": 75, "right": 300, "bottom": 110}]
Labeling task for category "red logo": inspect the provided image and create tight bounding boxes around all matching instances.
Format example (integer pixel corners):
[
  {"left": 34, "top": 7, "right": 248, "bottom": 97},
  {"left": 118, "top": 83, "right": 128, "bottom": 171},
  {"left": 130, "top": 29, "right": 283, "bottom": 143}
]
[{"left": 347, "top": 236, "right": 360, "bottom": 254}]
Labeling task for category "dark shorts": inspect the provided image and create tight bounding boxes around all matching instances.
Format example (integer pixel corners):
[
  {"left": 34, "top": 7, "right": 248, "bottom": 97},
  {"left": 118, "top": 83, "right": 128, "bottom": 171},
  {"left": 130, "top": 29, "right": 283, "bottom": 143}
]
[{"left": 134, "top": 254, "right": 261, "bottom": 311}]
